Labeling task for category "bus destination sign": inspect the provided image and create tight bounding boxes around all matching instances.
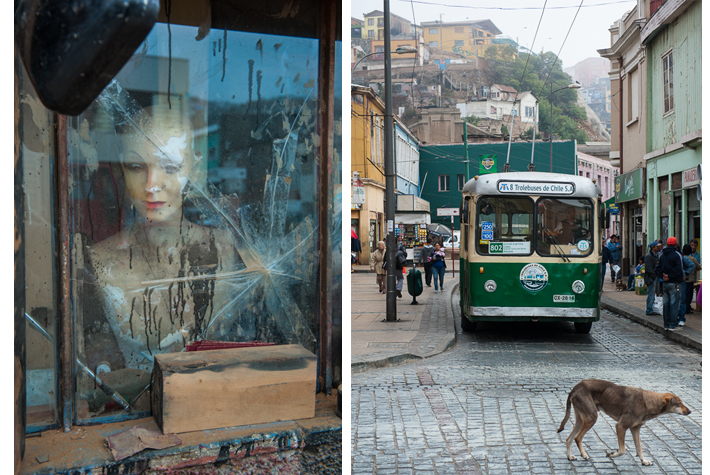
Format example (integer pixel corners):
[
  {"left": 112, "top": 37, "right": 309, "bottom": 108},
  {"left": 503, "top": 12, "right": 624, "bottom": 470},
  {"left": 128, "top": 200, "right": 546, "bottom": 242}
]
[{"left": 497, "top": 181, "right": 574, "bottom": 195}]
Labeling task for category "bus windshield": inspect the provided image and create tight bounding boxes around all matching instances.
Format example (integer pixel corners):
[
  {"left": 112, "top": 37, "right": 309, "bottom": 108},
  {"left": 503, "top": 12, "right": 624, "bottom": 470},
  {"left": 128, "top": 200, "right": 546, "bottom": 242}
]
[
  {"left": 475, "top": 196, "right": 593, "bottom": 257},
  {"left": 476, "top": 196, "right": 535, "bottom": 255},
  {"left": 537, "top": 198, "right": 593, "bottom": 256}
]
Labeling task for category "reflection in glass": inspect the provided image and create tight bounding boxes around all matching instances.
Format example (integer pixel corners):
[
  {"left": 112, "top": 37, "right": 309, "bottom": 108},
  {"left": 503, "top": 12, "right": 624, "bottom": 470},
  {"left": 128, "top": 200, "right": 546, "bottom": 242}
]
[{"left": 68, "top": 23, "right": 321, "bottom": 421}]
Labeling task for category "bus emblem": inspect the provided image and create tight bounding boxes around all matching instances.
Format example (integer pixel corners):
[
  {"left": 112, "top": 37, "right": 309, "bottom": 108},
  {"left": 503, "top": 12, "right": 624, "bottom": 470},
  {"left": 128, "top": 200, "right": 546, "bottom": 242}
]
[{"left": 519, "top": 263, "right": 549, "bottom": 292}]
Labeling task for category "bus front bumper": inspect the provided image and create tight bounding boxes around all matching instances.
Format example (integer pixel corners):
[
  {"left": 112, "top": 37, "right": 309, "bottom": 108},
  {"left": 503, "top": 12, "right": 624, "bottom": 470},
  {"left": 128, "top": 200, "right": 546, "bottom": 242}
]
[{"left": 470, "top": 306, "right": 597, "bottom": 318}]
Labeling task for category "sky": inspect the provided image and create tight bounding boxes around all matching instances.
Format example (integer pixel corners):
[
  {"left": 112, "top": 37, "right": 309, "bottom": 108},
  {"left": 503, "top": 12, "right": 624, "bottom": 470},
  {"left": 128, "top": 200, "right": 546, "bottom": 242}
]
[{"left": 352, "top": 0, "right": 639, "bottom": 70}]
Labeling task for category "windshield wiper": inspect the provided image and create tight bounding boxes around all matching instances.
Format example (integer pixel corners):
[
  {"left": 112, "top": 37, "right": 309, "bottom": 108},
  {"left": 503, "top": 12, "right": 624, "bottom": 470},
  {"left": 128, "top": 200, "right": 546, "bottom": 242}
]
[{"left": 544, "top": 229, "right": 570, "bottom": 263}]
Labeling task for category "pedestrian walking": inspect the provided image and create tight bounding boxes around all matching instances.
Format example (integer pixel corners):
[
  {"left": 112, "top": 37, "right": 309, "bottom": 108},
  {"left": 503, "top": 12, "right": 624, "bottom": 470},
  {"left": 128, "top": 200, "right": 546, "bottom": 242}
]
[
  {"left": 684, "top": 243, "right": 701, "bottom": 314},
  {"left": 419, "top": 237, "right": 435, "bottom": 287},
  {"left": 607, "top": 234, "right": 622, "bottom": 282},
  {"left": 655, "top": 237, "right": 684, "bottom": 331},
  {"left": 601, "top": 241, "right": 611, "bottom": 289},
  {"left": 644, "top": 241, "right": 662, "bottom": 315},
  {"left": 431, "top": 242, "right": 446, "bottom": 293},
  {"left": 370, "top": 241, "right": 386, "bottom": 294}
]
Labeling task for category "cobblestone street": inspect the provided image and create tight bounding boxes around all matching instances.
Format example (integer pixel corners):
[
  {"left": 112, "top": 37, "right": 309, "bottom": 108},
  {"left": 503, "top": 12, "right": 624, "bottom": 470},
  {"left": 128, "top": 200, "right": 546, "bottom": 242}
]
[{"left": 351, "top": 292, "right": 702, "bottom": 474}]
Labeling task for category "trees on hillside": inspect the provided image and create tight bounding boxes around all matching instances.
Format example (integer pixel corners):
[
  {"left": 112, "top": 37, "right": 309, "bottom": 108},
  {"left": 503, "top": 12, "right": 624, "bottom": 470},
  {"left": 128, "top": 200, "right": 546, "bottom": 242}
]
[{"left": 487, "top": 51, "right": 588, "bottom": 143}]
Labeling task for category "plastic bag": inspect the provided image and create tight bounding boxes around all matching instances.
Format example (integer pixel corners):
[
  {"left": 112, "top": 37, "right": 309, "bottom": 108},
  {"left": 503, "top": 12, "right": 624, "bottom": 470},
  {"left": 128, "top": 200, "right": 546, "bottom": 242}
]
[
  {"left": 635, "top": 275, "right": 645, "bottom": 288},
  {"left": 653, "top": 296, "right": 663, "bottom": 314},
  {"left": 612, "top": 265, "right": 621, "bottom": 274}
]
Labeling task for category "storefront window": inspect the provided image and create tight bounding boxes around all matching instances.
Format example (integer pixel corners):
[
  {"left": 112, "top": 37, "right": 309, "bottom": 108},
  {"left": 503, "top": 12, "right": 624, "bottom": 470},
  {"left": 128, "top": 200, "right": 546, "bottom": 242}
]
[{"left": 19, "top": 0, "right": 339, "bottom": 430}]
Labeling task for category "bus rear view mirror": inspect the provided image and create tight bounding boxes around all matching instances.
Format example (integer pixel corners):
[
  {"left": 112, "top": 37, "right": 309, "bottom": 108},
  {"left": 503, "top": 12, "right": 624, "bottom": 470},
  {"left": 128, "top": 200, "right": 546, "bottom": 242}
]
[
  {"left": 15, "top": 0, "right": 159, "bottom": 116},
  {"left": 461, "top": 200, "right": 469, "bottom": 224}
]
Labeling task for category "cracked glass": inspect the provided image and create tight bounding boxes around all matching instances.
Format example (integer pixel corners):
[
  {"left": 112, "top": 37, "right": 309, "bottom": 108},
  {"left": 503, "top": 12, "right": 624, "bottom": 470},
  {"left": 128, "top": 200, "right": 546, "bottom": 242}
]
[{"left": 67, "top": 15, "right": 321, "bottom": 421}]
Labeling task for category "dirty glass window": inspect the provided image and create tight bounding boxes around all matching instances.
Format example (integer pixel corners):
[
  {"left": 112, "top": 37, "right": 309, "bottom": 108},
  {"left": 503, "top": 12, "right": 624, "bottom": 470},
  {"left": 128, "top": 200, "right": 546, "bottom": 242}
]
[
  {"left": 20, "top": 73, "right": 60, "bottom": 432},
  {"left": 537, "top": 198, "right": 593, "bottom": 257},
  {"left": 476, "top": 197, "right": 534, "bottom": 255},
  {"left": 67, "top": 14, "right": 321, "bottom": 422}
]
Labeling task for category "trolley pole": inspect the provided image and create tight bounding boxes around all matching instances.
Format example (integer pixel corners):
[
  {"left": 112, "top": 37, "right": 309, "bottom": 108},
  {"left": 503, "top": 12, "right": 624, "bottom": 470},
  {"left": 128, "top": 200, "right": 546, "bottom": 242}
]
[
  {"left": 463, "top": 120, "right": 469, "bottom": 182},
  {"left": 384, "top": 0, "right": 397, "bottom": 322}
]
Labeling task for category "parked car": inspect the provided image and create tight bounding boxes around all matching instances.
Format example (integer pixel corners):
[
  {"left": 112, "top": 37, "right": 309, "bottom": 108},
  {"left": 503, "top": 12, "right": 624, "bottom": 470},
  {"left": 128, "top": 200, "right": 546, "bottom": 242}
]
[{"left": 443, "top": 232, "right": 460, "bottom": 250}]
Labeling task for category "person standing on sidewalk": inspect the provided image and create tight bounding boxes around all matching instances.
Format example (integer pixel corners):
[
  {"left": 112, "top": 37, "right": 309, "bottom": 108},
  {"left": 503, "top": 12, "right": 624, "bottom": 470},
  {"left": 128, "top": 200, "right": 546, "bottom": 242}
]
[
  {"left": 655, "top": 236, "right": 684, "bottom": 331},
  {"left": 601, "top": 241, "right": 611, "bottom": 289},
  {"left": 431, "top": 243, "right": 446, "bottom": 293},
  {"left": 419, "top": 238, "right": 435, "bottom": 287},
  {"left": 394, "top": 244, "right": 407, "bottom": 298},
  {"left": 370, "top": 241, "right": 386, "bottom": 294},
  {"left": 607, "top": 234, "right": 622, "bottom": 283},
  {"left": 644, "top": 241, "right": 662, "bottom": 315},
  {"left": 684, "top": 243, "right": 701, "bottom": 314},
  {"left": 678, "top": 244, "right": 696, "bottom": 325}
]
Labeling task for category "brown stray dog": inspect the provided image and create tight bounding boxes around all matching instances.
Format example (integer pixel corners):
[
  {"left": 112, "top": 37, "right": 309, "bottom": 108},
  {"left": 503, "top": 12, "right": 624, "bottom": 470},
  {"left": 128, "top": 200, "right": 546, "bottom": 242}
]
[
  {"left": 615, "top": 279, "right": 627, "bottom": 291},
  {"left": 558, "top": 379, "right": 691, "bottom": 466}
]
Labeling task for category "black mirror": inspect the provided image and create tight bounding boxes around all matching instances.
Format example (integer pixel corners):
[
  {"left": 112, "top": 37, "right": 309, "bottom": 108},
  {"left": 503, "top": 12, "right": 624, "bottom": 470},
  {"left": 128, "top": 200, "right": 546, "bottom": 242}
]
[
  {"left": 461, "top": 199, "right": 469, "bottom": 224},
  {"left": 15, "top": 0, "right": 159, "bottom": 116}
]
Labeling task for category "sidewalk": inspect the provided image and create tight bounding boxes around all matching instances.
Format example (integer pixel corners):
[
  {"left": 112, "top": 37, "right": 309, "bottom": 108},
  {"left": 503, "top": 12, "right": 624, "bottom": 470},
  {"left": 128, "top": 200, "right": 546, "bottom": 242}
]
[
  {"left": 351, "top": 261, "right": 459, "bottom": 373},
  {"left": 351, "top": 259, "right": 701, "bottom": 372},
  {"left": 600, "top": 278, "right": 702, "bottom": 351}
]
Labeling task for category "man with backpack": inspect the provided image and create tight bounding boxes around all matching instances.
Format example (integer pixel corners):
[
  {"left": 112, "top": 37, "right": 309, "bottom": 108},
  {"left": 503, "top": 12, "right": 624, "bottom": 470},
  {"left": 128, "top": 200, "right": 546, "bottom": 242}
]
[{"left": 384, "top": 240, "right": 408, "bottom": 298}]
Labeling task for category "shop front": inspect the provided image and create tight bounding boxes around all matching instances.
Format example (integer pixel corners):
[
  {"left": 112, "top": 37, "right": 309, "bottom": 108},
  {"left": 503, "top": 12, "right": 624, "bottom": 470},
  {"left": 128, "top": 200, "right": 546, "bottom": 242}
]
[
  {"left": 646, "top": 146, "right": 702, "bottom": 256},
  {"left": 615, "top": 168, "right": 645, "bottom": 275},
  {"left": 395, "top": 194, "right": 431, "bottom": 261}
]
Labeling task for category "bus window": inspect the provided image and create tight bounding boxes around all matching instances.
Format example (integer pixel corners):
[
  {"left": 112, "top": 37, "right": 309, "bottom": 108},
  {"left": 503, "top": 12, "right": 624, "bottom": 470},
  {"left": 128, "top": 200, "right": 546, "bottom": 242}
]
[
  {"left": 537, "top": 198, "right": 593, "bottom": 256},
  {"left": 476, "top": 197, "right": 534, "bottom": 255}
]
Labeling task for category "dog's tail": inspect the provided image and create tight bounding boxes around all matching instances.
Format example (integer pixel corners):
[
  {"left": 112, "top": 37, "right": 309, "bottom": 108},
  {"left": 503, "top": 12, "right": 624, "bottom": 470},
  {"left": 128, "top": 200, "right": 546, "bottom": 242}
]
[{"left": 557, "top": 391, "right": 573, "bottom": 433}]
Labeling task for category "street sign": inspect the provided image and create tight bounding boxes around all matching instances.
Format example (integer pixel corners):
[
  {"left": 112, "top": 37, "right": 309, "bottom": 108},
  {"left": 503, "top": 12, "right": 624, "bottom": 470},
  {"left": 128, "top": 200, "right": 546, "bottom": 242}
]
[
  {"left": 352, "top": 171, "right": 365, "bottom": 205},
  {"left": 609, "top": 203, "right": 620, "bottom": 215},
  {"left": 437, "top": 208, "right": 459, "bottom": 217}
]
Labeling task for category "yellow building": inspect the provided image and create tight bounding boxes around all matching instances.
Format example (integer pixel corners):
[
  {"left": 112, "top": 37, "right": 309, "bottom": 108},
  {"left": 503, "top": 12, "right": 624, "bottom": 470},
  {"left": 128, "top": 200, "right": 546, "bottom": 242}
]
[
  {"left": 362, "top": 10, "right": 412, "bottom": 41},
  {"left": 421, "top": 20, "right": 501, "bottom": 58},
  {"left": 351, "top": 85, "right": 387, "bottom": 263}
]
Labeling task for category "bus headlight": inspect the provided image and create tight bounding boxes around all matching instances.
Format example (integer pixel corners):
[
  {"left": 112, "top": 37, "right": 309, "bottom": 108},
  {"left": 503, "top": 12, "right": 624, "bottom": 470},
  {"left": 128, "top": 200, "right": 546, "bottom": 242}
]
[
  {"left": 572, "top": 280, "right": 585, "bottom": 294},
  {"left": 484, "top": 280, "right": 497, "bottom": 292}
]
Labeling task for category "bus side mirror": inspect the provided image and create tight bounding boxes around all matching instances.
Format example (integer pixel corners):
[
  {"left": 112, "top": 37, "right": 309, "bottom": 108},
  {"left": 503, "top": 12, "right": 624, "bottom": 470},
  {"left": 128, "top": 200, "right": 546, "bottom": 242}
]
[
  {"left": 461, "top": 200, "right": 469, "bottom": 224},
  {"left": 603, "top": 209, "right": 611, "bottom": 229}
]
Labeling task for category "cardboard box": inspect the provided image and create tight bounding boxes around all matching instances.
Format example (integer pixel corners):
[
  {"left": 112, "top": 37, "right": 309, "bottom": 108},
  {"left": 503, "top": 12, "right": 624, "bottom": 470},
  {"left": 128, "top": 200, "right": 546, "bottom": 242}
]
[
  {"left": 635, "top": 286, "right": 647, "bottom": 295},
  {"left": 152, "top": 344, "right": 316, "bottom": 434}
]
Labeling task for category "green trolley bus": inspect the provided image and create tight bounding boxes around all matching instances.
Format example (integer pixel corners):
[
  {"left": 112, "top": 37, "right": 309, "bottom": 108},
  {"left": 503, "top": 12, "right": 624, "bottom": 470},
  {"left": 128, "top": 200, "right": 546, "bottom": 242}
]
[{"left": 459, "top": 172, "right": 609, "bottom": 334}]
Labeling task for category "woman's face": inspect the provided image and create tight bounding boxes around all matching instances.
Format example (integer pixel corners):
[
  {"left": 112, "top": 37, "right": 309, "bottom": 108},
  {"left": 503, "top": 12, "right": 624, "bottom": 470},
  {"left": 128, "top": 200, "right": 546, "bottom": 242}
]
[
  {"left": 122, "top": 130, "right": 192, "bottom": 224},
  {"left": 435, "top": 243, "right": 441, "bottom": 251}
]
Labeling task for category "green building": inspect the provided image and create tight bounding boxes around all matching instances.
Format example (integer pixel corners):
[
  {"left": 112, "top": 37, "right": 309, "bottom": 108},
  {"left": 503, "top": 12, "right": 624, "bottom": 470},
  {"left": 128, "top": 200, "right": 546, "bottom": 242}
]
[
  {"left": 420, "top": 140, "right": 577, "bottom": 228},
  {"left": 642, "top": 0, "right": 701, "bottom": 247}
]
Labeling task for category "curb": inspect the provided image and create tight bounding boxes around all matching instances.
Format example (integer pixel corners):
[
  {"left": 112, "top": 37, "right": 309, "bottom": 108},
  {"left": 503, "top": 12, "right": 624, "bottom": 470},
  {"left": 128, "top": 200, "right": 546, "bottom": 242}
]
[
  {"left": 351, "top": 284, "right": 458, "bottom": 373},
  {"left": 601, "top": 296, "right": 701, "bottom": 351}
]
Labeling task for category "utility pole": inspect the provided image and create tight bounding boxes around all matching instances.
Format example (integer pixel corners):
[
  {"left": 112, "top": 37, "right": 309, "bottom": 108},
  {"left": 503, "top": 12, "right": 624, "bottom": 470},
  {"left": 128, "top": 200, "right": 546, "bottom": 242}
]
[{"left": 384, "top": 0, "right": 397, "bottom": 322}]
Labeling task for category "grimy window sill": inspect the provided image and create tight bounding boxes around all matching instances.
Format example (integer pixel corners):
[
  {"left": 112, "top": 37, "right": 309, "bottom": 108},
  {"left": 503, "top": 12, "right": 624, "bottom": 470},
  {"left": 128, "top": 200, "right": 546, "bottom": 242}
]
[{"left": 21, "top": 393, "right": 340, "bottom": 474}]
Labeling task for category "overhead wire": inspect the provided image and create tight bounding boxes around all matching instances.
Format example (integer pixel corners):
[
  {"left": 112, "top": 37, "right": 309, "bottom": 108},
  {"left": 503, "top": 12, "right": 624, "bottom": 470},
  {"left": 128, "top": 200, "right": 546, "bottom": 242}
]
[
  {"left": 537, "top": 0, "right": 586, "bottom": 98},
  {"left": 395, "top": 0, "right": 632, "bottom": 11}
]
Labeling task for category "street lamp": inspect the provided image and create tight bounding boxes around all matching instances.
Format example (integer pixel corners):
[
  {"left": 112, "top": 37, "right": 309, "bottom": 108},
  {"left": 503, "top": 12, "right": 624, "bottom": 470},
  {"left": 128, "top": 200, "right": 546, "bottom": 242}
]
[
  {"left": 352, "top": 45, "right": 418, "bottom": 72},
  {"left": 515, "top": 27, "right": 526, "bottom": 52},
  {"left": 549, "top": 82, "right": 582, "bottom": 173}
]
